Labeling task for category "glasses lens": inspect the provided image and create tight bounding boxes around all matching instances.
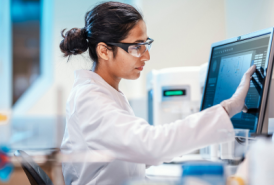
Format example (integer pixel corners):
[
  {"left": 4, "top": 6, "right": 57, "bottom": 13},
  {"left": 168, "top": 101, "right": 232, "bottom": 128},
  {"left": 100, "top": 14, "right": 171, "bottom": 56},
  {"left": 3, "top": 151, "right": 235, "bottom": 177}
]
[
  {"left": 128, "top": 44, "right": 151, "bottom": 57},
  {"left": 146, "top": 44, "right": 152, "bottom": 52}
]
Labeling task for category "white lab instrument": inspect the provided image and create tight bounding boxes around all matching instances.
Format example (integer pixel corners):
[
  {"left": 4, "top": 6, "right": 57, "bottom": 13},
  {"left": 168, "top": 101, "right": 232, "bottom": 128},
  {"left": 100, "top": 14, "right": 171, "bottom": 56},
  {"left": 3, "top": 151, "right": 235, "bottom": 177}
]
[
  {"left": 147, "top": 66, "right": 204, "bottom": 126},
  {"left": 61, "top": 70, "right": 234, "bottom": 185}
]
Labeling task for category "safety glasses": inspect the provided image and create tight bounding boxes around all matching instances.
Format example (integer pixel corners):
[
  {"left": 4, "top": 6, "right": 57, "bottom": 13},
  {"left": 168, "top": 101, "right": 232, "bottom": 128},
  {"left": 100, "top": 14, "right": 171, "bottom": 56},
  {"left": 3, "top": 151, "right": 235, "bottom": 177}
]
[{"left": 106, "top": 38, "right": 154, "bottom": 58}]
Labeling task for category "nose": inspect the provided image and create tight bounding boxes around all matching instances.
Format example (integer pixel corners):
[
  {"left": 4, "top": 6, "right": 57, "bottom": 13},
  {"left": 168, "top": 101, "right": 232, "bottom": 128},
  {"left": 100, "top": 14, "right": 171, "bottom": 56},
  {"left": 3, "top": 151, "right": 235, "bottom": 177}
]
[{"left": 141, "top": 49, "right": 150, "bottom": 62}]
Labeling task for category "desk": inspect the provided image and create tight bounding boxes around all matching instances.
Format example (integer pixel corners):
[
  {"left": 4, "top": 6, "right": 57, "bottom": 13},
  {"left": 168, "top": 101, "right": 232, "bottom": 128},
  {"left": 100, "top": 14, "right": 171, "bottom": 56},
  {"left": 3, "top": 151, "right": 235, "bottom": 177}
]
[
  {"left": 145, "top": 154, "right": 239, "bottom": 182},
  {"left": 145, "top": 154, "right": 205, "bottom": 181}
]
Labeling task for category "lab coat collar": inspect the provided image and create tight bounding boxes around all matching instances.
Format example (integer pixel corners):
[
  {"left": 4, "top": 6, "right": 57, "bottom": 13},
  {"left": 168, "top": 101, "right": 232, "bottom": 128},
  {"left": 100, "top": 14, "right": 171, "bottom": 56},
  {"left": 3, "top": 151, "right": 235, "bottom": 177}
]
[{"left": 74, "top": 69, "right": 124, "bottom": 95}]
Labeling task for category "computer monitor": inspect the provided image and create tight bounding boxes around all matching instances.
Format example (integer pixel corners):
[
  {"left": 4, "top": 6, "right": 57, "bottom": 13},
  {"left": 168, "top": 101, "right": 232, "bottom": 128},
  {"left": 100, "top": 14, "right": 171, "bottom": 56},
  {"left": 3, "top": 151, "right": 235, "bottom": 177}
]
[{"left": 201, "top": 28, "right": 274, "bottom": 134}]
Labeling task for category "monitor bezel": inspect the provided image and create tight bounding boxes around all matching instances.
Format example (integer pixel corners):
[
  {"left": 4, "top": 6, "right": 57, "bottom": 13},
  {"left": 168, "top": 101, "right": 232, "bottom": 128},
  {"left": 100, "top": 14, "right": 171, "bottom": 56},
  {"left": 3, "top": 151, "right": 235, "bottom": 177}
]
[{"left": 200, "top": 27, "right": 274, "bottom": 134}]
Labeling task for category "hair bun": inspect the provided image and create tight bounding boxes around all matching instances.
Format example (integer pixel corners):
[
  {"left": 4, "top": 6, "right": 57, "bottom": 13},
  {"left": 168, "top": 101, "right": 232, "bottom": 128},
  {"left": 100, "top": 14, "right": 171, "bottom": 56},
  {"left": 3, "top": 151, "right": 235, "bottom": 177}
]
[{"left": 59, "top": 28, "right": 88, "bottom": 57}]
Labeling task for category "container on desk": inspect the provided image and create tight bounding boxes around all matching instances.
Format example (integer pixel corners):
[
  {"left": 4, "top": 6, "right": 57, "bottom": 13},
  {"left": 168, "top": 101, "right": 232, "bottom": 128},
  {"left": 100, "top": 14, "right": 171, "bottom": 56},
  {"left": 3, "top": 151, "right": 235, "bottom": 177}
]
[
  {"left": 220, "top": 129, "right": 249, "bottom": 160},
  {"left": 181, "top": 162, "right": 225, "bottom": 185}
]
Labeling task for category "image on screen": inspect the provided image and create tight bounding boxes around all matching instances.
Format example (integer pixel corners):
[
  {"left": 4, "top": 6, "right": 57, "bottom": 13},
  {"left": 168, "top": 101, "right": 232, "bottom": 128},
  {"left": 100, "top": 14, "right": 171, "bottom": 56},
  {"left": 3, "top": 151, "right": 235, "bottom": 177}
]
[{"left": 202, "top": 34, "right": 271, "bottom": 133}]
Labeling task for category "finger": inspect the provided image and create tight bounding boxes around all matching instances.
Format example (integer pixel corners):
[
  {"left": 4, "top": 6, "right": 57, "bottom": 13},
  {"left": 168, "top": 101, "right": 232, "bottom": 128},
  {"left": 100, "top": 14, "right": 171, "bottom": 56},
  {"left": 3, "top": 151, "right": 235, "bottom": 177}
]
[
  {"left": 260, "top": 67, "right": 264, "bottom": 75},
  {"left": 242, "top": 104, "right": 248, "bottom": 113},
  {"left": 246, "top": 108, "right": 258, "bottom": 114},
  {"left": 239, "top": 65, "right": 256, "bottom": 86},
  {"left": 245, "top": 65, "right": 256, "bottom": 76},
  {"left": 255, "top": 69, "right": 264, "bottom": 84}
]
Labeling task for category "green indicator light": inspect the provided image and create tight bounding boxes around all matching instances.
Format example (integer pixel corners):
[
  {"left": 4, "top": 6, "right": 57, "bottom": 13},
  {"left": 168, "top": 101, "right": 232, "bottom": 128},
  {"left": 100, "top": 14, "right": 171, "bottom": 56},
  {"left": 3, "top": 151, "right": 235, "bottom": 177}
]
[{"left": 165, "top": 90, "right": 183, "bottom": 96}]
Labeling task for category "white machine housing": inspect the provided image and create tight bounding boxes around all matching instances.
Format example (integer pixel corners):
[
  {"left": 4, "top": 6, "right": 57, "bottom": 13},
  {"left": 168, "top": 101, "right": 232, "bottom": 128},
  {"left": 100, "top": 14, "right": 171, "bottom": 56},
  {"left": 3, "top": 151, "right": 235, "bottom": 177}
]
[{"left": 147, "top": 66, "right": 207, "bottom": 126}]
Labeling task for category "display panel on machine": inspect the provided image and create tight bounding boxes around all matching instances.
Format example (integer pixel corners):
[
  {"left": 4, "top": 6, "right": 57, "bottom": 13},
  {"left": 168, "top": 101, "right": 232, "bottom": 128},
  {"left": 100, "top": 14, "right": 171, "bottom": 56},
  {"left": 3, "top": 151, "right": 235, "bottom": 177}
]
[
  {"left": 163, "top": 89, "right": 186, "bottom": 97},
  {"left": 201, "top": 33, "right": 273, "bottom": 133}
]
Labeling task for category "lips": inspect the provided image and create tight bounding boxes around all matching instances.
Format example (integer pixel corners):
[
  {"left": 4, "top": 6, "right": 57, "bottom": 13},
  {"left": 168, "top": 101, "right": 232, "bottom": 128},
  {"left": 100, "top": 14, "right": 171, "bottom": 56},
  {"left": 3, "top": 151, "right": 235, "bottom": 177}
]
[{"left": 136, "top": 66, "right": 144, "bottom": 71}]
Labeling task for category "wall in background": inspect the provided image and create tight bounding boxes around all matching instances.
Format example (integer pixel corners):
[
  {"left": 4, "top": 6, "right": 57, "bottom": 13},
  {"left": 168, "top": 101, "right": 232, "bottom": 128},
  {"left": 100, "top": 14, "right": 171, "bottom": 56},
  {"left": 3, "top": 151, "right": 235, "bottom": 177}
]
[{"left": 225, "top": 0, "right": 274, "bottom": 38}]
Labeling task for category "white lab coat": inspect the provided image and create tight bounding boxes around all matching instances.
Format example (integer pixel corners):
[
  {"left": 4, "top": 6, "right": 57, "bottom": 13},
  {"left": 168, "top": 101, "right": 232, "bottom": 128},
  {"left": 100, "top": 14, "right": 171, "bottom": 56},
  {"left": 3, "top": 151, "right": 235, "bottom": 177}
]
[{"left": 61, "top": 70, "right": 234, "bottom": 185}]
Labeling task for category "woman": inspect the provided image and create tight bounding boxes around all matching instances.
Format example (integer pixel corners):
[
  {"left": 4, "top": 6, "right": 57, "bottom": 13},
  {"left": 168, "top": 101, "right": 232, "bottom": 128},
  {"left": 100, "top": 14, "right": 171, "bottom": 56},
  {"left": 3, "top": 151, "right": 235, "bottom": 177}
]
[{"left": 60, "top": 2, "right": 255, "bottom": 185}]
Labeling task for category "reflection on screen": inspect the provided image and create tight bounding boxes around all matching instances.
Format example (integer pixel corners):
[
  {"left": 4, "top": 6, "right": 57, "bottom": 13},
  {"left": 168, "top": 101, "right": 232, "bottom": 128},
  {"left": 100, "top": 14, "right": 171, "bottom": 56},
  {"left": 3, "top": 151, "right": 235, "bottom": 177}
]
[{"left": 202, "top": 34, "right": 271, "bottom": 133}]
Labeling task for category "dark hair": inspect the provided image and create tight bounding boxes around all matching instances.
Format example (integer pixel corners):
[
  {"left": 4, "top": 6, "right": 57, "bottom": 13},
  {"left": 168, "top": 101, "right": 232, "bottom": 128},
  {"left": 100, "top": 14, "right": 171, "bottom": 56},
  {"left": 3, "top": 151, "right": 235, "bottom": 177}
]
[{"left": 59, "top": 1, "right": 143, "bottom": 63}]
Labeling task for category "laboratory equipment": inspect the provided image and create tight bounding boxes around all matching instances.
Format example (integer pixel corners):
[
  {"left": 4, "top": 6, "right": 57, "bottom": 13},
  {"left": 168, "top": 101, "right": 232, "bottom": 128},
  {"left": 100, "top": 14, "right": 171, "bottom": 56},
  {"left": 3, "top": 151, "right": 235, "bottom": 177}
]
[
  {"left": 181, "top": 162, "right": 225, "bottom": 185},
  {"left": 201, "top": 78, "right": 274, "bottom": 161},
  {"left": 267, "top": 76, "right": 274, "bottom": 134},
  {"left": 200, "top": 27, "right": 274, "bottom": 162},
  {"left": 220, "top": 129, "right": 249, "bottom": 160},
  {"left": 199, "top": 63, "right": 208, "bottom": 94},
  {"left": 200, "top": 129, "right": 250, "bottom": 161},
  {"left": 147, "top": 66, "right": 204, "bottom": 126},
  {"left": 201, "top": 27, "right": 274, "bottom": 134}
]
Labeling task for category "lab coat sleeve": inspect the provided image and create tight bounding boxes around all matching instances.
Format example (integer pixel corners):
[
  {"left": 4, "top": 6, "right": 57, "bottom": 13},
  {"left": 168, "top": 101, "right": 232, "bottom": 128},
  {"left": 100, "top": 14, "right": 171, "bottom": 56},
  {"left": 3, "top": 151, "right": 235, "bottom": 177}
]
[{"left": 74, "top": 86, "right": 234, "bottom": 166}]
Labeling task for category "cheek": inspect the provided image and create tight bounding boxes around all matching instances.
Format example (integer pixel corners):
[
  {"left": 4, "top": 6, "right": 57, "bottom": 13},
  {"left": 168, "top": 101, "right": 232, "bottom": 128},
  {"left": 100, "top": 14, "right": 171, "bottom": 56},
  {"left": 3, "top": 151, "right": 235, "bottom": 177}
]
[{"left": 115, "top": 51, "right": 138, "bottom": 76}]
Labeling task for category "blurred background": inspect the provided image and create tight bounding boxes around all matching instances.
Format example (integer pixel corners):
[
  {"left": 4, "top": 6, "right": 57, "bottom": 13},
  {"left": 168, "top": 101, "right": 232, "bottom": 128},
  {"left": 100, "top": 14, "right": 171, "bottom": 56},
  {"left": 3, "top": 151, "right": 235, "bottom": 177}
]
[{"left": 1, "top": 0, "right": 274, "bottom": 184}]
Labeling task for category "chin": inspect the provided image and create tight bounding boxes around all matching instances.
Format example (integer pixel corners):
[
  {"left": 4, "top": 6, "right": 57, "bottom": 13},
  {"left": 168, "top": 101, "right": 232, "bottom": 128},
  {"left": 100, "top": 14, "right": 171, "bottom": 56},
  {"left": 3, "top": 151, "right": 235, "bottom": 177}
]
[
  {"left": 126, "top": 73, "right": 141, "bottom": 80},
  {"left": 133, "top": 72, "right": 141, "bottom": 79}
]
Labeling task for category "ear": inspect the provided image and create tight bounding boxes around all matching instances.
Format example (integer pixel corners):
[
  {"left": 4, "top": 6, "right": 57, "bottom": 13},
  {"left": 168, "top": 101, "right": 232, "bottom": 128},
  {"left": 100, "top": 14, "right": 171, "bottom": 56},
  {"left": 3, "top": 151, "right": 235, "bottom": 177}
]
[{"left": 96, "top": 42, "right": 111, "bottom": 61}]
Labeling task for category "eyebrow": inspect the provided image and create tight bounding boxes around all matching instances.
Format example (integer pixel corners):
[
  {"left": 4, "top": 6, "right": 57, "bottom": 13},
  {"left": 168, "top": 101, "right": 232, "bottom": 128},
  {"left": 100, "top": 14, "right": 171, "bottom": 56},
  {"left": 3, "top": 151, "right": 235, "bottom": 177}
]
[{"left": 133, "top": 37, "right": 149, "bottom": 43}]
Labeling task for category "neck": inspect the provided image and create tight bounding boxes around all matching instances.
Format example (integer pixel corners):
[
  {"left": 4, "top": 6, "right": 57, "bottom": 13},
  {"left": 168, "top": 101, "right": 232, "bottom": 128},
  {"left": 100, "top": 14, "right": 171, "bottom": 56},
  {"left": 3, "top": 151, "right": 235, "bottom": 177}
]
[{"left": 95, "top": 65, "right": 121, "bottom": 91}]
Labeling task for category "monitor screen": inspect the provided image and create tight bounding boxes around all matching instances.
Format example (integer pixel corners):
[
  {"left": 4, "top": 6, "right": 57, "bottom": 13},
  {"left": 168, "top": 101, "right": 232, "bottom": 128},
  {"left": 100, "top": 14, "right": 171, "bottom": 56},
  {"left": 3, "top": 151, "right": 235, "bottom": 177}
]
[{"left": 201, "top": 34, "right": 272, "bottom": 133}]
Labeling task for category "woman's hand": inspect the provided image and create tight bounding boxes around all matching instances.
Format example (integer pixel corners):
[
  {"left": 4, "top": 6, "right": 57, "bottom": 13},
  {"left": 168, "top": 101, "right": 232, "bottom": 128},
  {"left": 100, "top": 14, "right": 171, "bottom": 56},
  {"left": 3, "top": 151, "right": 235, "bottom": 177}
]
[{"left": 221, "top": 65, "right": 256, "bottom": 118}]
